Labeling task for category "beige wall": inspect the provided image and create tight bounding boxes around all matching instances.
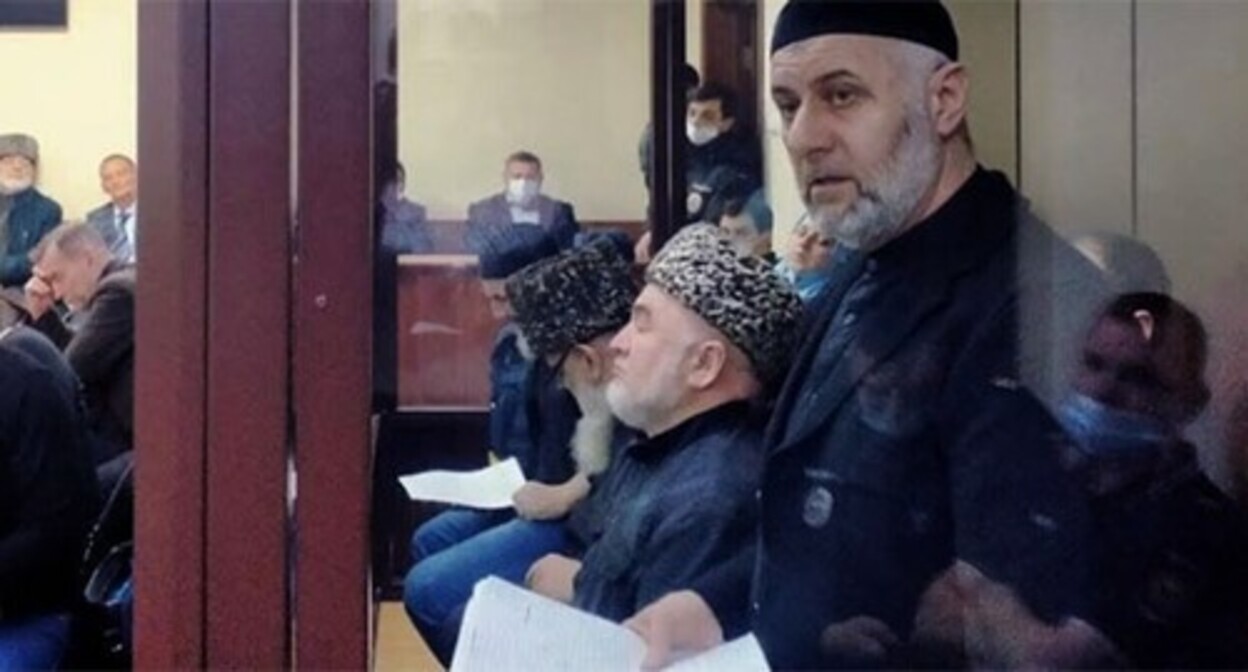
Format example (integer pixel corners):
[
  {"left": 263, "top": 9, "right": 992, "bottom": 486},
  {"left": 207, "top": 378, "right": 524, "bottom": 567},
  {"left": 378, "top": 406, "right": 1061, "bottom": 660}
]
[
  {"left": 0, "top": 0, "right": 137, "bottom": 220},
  {"left": 687, "top": 0, "right": 704, "bottom": 76},
  {"left": 762, "top": 0, "right": 1019, "bottom": 253},
  {"left": 397, "top": 0, "right": 650, "bottom": 221}
]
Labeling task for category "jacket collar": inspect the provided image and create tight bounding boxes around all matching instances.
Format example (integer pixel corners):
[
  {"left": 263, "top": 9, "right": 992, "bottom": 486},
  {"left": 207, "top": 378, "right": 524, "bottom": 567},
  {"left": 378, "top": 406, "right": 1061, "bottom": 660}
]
[
  {"left": 769, "top": 167, "right": 1023, "bottom": 454},
  {"left": 625, "top": 399, "right": 754, "bottom": 463}
]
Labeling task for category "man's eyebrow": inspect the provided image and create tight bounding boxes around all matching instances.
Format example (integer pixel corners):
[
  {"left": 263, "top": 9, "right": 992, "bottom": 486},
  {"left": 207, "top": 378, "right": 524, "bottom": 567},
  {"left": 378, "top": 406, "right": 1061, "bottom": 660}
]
[{"left": 773, "top": 68, "right": 862, "bottom": 97}]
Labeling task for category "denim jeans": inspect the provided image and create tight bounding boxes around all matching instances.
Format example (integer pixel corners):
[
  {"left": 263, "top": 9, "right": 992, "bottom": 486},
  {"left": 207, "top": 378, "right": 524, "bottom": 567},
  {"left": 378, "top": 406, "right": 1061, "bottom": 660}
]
[
  {"left": 404, "top": 514, "right": 571, "bottom": 664},
  {"left": 0, "top": 613, "right": 70, "bottom": 672}
]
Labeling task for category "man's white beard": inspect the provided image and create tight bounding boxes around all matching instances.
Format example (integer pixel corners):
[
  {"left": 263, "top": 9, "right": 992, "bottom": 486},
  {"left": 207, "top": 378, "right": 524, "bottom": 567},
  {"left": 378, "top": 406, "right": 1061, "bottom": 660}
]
[
  {"left": 568, "top": 385, "right": 615, "bottom": 477},
  {"left": 605, "top": 372, "right": 683, "bottom": 436},
  {"left": 812, "top": 104, "right": 940, "bottom": 252},
  {"left": 0, "top": 177, "right": 32, "bottom": 196}
]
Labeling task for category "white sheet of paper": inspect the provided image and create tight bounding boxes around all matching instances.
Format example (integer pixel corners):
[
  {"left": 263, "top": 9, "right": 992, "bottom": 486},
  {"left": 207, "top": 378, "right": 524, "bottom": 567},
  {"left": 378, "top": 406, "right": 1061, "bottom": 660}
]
[
  {"left": 452, "top": 577, "right": 644, "bottom": 672},
  {"left": 398, "top": 458, "right": 525, "bottom": 509},
  {"left": 450, "top": 577, "right": 769, "bottom": 672},
  {"left": 666, "top": 634, "right": 770, "bottom": 672}
]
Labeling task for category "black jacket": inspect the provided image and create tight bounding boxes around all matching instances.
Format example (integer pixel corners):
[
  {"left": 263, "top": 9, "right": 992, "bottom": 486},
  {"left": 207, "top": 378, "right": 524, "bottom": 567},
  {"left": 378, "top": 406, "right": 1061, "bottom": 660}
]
[
  {"left": 0, "top": 341, "right": 101, "bottom": 618},
  {"left": 698, "top": 169, "right": 1107, "bottom": 668}
]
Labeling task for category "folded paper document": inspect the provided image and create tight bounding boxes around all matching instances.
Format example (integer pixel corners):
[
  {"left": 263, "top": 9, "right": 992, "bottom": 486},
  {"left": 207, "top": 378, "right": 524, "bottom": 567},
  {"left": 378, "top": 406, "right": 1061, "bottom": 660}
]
[
  {"left": 398, "top": 457, "right": 525, "bottom": 509},
  {"left": 451, "top": 577, "right": 770, "bottom": 672}
]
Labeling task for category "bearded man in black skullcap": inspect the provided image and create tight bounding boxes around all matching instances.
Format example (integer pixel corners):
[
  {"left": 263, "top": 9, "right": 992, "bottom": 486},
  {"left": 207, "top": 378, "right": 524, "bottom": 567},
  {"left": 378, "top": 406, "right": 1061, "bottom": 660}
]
[{"left": 624, "top": 2, "right": 1115, "bottom": 668}]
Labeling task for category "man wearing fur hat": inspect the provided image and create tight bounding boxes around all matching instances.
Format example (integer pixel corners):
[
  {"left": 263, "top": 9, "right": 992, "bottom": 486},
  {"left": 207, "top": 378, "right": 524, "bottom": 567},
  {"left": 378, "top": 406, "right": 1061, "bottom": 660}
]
[
  {"left": 526, "top": 224, "right": 803, "bottom": 625},
  {"left": 626, "top": 1, "right": 1110, "bottom": 668},
  {"left": 404, "top": 238, "right": 636, "bottom": 664},
  {"left": 0, "top": 134, "right": 62, "bottom": 288}
]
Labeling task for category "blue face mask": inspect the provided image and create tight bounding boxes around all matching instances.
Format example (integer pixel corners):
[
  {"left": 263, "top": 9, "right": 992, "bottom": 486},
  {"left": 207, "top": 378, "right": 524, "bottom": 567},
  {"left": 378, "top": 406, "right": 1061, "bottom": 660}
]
[{"left": 1057, "top": 393, "right": 1173, "bottom": 459}]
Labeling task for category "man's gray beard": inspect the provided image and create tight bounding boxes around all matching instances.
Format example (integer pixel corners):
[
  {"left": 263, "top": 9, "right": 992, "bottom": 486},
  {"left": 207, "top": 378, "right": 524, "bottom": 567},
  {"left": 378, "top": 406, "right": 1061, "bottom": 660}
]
[
  {"left": 812, "top": 105, "right": 940, "bottom": 252},
  {"left": 568, "top": 387, "right": 615, "bottom": 477},
  {"left": 0, "top": 178, "right": 32, "bottom": 196}
]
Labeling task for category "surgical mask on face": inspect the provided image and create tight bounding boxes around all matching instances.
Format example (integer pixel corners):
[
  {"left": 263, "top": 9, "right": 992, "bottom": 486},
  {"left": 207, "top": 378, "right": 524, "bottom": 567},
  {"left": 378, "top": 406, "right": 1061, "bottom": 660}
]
[
  {"left": 1057, "top": 392, "right": 1173, "bottom": 459},
  {"left": 506, "top": 178, "right": 540, "bottom": 205},
  {"left": 686, "top": 121, "right": 720, "bottom": 146}
]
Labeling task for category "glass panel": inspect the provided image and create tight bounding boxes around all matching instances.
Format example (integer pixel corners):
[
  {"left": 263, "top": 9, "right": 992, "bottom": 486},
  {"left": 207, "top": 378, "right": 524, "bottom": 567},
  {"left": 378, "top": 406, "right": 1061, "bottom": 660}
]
[
  {"left": 373, "top": 0, "right": 1248, "bottom": 668},
  {"left": 372, "top": 1, "right": 652, "bottom": 667}
]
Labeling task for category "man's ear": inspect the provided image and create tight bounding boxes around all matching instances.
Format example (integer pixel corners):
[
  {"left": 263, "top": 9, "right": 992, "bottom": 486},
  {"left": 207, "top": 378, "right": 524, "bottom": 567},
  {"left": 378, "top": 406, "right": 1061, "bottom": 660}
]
[
  {"left": 929, "top": 61, "right": 969, "bottom": 139},
  {"left": 568, "top": 343, "right": 606, "bottom": 385},
  {"left": 686, "top": 340, "right": 727, "bottom": 390},
  {"left": 721, "top": 116, "right": 736, "bottom": 133}
]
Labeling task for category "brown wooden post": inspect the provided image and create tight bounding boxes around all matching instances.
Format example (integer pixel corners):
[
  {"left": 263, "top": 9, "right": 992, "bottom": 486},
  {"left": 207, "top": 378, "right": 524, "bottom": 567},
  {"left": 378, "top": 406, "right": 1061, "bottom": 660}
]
[
  {"left": 293, "top": 0, "right": 375, "bottom": 667},
  {"left": 134, "top": 0, "right": 210, "bottom": 666}
]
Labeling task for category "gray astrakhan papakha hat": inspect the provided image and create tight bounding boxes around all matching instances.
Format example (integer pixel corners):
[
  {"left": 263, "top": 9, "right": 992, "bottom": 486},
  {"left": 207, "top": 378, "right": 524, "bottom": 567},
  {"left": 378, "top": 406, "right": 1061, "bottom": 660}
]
[{"left": 647, "top": 224, "right": 804, "bottom": 384}]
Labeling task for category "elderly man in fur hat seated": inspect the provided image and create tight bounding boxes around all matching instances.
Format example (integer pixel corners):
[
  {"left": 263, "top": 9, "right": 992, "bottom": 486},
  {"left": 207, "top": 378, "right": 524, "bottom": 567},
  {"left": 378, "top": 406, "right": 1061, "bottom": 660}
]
[
  {"left": 0, "top": 134, "right": 62, "bottom": 289},
  {"left": 525, "top": 224, "right": 803, "bottom": 625}
]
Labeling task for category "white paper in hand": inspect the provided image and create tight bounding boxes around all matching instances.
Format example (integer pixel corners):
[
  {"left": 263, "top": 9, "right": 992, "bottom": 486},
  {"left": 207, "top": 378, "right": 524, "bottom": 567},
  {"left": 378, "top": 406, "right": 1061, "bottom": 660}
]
[
  {"left": 398, "top": 457, "right": 525, "bottom": 509},
  {"left": 452, "top": 577, "right": 644, "bottom": 672},
  {"left": 451, "top": 577, "right": 770, "bottom": 672}
]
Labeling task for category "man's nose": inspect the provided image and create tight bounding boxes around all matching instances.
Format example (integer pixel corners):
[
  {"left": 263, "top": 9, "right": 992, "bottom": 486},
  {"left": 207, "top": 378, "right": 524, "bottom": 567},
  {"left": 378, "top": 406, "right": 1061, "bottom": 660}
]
[{"left": 786, "top": 103, "right": 838, "bottom": 159}]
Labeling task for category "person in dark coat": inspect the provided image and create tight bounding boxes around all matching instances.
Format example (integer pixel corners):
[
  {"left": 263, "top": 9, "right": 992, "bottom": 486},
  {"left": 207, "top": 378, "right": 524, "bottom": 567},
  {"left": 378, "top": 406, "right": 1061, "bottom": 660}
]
[
  {"left": 1047, "top": 293, "right": 1248, "bottom": 666},
  {"left": 24, "top": 222, "right": 134, "bottom": 489},
  {"left": 526, "top": 225, "right": 802, "bottom": 625},
  {"left": 625, "top": 3, "right": 1112, "bottom": 669},
  {"left": 403, "top": 238, "right": 636, "bottom": 665},
  {"left": 0, "top": 134, "right": 61, "bottom": 288},
  {"left": 0, "top": 331, "right": 101, "bottom": 670},
  {"left": 685, "top": 83, "right": 762, "bottom": 224}
]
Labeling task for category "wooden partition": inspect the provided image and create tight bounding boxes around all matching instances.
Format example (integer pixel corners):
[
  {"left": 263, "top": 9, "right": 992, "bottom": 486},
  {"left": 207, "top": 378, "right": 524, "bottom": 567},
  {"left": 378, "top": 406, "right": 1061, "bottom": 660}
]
[
  {"left": 396, "top": 255, "right": 496, "bottom": 409},
  {"left": 395, "top": 219, "right": 646, "bottom": 409}
]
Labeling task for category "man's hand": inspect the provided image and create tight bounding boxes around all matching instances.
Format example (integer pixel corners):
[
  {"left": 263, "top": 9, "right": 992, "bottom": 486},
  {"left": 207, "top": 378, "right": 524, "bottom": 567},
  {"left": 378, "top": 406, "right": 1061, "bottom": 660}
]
[
  {"left": 512, "top": 479, "right": 583, "bottom": 520},
  {"left": 624, "top": 591, "right": 723, "bottom": 670},
  {"left": 819, "top": 615, "right": 900, "bottom": 666},
  {"left": 22, "top": 275, "right": 54, "bottom": 321},
  {"left": 525, "top": 553, "right": 581, "bottom": 604}
]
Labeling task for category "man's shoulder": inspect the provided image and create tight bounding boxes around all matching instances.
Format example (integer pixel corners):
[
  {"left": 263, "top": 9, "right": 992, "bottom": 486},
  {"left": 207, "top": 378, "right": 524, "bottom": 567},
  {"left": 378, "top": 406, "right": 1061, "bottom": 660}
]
[
  {"left": 86, "top": 202, "right": 113, "bottom": 218},
  {"left": 97, "top": 266, "right": 137, "bottom": 297},
  {"left": 469, "top": 193, "right": 505, "bottom": 211}
]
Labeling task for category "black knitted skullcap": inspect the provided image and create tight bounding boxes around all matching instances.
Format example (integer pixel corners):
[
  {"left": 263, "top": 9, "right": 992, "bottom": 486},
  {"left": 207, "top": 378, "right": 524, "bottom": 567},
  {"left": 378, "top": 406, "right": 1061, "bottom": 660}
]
[{"left": 771, "top": 0, "right": 958, "bottom": 61}]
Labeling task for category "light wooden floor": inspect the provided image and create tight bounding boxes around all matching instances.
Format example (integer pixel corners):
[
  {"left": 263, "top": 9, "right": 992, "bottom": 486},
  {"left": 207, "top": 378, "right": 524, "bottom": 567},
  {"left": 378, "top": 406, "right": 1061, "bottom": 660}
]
[{"left": 375, "top": 601, "right": 445, "bottom": 671}]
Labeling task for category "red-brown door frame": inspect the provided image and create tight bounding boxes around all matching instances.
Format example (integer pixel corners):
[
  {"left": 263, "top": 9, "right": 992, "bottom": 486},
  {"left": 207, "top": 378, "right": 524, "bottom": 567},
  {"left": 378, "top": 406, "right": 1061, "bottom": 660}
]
[
  {"left": 136, "top": 0, "right": 292, "bottom": 667},
  {"left": 292, "top": 0, "right": 374, "bottom": 667}
]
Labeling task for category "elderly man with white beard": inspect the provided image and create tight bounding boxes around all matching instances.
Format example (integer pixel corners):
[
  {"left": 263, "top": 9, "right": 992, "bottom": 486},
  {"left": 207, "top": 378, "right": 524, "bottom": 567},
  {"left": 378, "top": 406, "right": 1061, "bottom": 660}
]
[
  {"left": 525, "top": 224, "right": 803, "bottom": 627},
  {"left": 0, "top": 134, "right": 61, "bottom": 289},
  {"left": 404, "top": 238, "right": 637, "bottom": 665}
]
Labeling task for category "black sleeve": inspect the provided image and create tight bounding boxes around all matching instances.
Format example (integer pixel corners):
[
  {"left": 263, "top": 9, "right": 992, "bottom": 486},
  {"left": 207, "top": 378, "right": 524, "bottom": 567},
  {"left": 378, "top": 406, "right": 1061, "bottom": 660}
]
[
  {"left": 634, "top": 495, "right": 757, "bottom": 636},
  {"left": 0, "top": 369, "right": 98, "bottom": 602},
  {"left": 686, "top": 541, "right": 755, "bottom": 639},
  {"left": 939, "top": 301, "right": 1095, "bottom": 624},
  {"left": 63, "top": 282, "right": 134, "bottom": 388},
  {"left": 28, "top": 309, "right": 73, "bottom": 350}
]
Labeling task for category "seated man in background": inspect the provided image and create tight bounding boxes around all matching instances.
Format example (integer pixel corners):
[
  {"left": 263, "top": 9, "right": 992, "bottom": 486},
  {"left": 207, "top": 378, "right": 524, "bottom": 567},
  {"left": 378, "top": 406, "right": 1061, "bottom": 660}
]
[
  {"left": 0, "top": 134, "right": 61, "bottom": 289},
  {"left": 379, "top": 162, "right": 433, "bottom": 254},
  {"left": 0, "top": 329, "right": 101, "bottom": 670},
  {"left": 23, "top": 223, "right": 134, "bottom": 491},
  {"left": 405, "top": 238, "right": 636, "bottom": 664},
  {"left": 85, "top": 154, "right": 139, "bottom": 264},
  {"left": 465, "top": 151, "right": 579, "bottom": 252},
  {"left": 526, "top": 224, "right": 803, "bottom": 624}
]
